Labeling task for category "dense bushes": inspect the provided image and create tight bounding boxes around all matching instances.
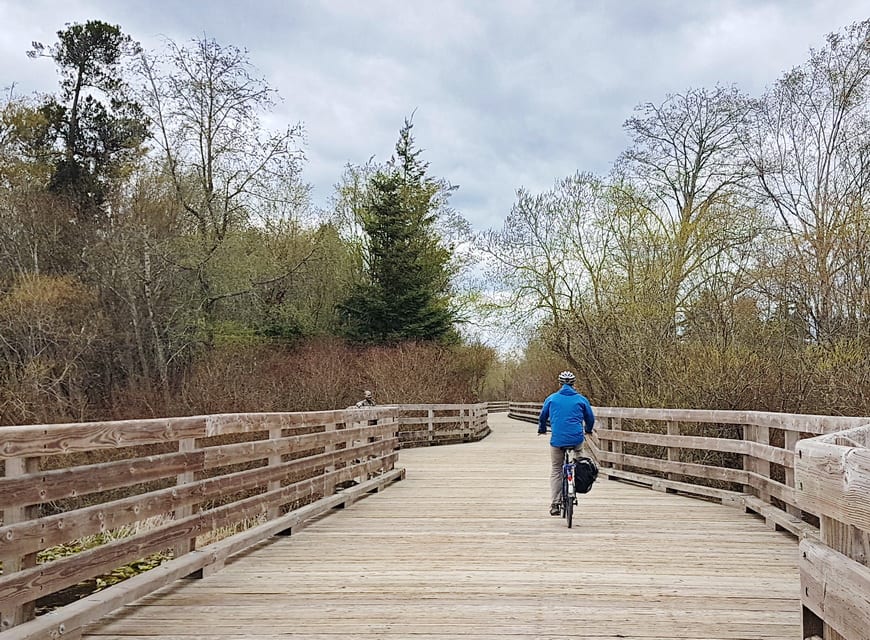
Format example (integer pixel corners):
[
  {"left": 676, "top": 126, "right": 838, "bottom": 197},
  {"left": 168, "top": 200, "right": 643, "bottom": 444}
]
[{"left": 0, "top": 339, "right": 494, "bottom": 424}]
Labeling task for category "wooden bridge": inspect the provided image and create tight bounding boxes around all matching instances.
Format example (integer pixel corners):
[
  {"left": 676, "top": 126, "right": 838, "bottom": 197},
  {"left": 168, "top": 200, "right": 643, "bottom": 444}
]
[{"left": 1, "top": 404, "right": 868, "bottom": 639}]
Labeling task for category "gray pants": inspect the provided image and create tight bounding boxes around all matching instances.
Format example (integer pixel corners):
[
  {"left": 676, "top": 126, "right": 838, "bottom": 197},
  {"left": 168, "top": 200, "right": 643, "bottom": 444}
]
[{"left": 550, "top": 444, "right": 583, "bottom": 503}]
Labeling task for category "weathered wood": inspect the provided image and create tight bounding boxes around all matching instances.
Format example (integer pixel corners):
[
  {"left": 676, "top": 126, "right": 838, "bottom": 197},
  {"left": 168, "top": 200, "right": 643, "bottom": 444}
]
[
  {"left": 741, "top": 469, "right": 794, "bottom": 505},
  {"left": 784, "top": 430, "right": 801, "bottom": 518},
  {"left": 795, "top": 424, "right": 870, "bottom": 639},
  {"left": 0, "top": 416, "right": 208, "bottom": 458},
  {"left": 201, "top": 423, "right": 396, "bottom": 469},
  {"left": 601, "top": 467, "right": 742, "bottom": 504},
  {"left": 795, "top": 427, "right": 870, "bottom": 531},
  {"left": 0, "top": 403, "right": 402, "bottom": 633},
  {"left": 397, "top": 415, "right": 481, "bottom": 425},
  {"left": 203, "top": 409, "right": 392, "bottom": 436},
  {"left": 173, "top": 438, "right": 197, "bottom": 558},
  {"left": 0, "top": 439, "right": 395, "bottom": 558},
  {"left": 0, "top": 450, "right": 206, "bottom": 510},
  {"left": 0, "top": 410, "right": 396, "bottom": 459},
  {"left": 77, "top": 414, "right": 803, "bottom": 640},
  {"left": 1, "top": 470, "right": 405, "bottom": 640},
  {"left": 511, "top": 403, "right": 869, "bottom": 435},
  {"left": 598, "top": 427, "right": 793, "bottom": 468},
  {"left": 596, "top": 450, "right": 748, "bottom": 484},
  {"left": 742, "top": 496, "right": 816, "bottom": 538},
  {"left": 0, "top": 513, "right": 202, "bottom": 610},
  {"left": 666, "top": 421, "right": 679, "bottom": 481},
  {"left": 266, "top": 426, "right": 282, "bottom": 520},
  {"left": 0, "top": 423, "right": 397, "bottom": 510},
  {"left": 398, "top": 403, "right": 488, "bottom": 412},
  {"left": 610, "top": 417, "right": 623, "bottom": 471},
  {"left": 751, "top": 425, "right": 772, "bottom": 505},
  {"left": 0, "top": 451, "right": 398, "bottom": 610},
  {"left": 800, "top": 537, "right": 870, "bottom": 640},
  {"left": 0, "top": 457, "right": 39, "bottom": 631},
  {"left": 593, "top": 407, "right": 868, "bottom": 435}
]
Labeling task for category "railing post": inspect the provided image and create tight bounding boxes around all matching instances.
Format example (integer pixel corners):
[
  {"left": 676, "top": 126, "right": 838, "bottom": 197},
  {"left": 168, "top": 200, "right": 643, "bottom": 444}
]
[
  {"left": 427, "top": 407, "right": 434, "bottom": 444},
  {"left": 814, "top": 516, "right": 858, "bottom": 640},
  {"left": 755, "top": 426, "right": 770, "bottom": 507},
  {"left": 667, "top": 421, "right": 679, "bottom": 481},
  {"left": 268, "top": 426, "right": 282, "bottom": 519},
  {"left": 0, "top": 456, "right": 38, "bottom": 630},
  {"left": 744, "top": 424, "right": 774, "bottom": 527},
  {"left": 742, "top": 424, "right": 759, "bottom": 498},
  {"left": 784, "top": 430, "right": 801, "bottom": 518},
  {"left": 174, "top": 437, "right": 197, "bottom": 559},
  {"left": 611, "top": 417, "right": 623, "bottom": 471},
  {"left": 324, "top": 420, "right": 337, "bottom": 495}
]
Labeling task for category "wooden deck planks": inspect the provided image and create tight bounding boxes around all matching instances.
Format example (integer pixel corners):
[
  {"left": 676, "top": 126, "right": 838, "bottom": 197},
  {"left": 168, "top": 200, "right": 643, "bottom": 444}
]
[{"left": 83, "top": 414, "right": 802, "bottom": 639}]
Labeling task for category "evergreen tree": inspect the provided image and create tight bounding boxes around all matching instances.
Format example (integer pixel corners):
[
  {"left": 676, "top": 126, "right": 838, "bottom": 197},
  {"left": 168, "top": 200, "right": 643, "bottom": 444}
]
[
  {"left": 27, "top": 21, "right": 148, "bottom": 270},
  {"left": 341, "top": 119, "right": 457, "bottom": 343}
]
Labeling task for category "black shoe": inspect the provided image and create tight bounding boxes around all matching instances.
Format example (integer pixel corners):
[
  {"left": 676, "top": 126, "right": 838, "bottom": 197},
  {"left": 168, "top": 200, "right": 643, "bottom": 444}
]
[{"left": 549, "top": 502, "right": 561, "bottom": 516}]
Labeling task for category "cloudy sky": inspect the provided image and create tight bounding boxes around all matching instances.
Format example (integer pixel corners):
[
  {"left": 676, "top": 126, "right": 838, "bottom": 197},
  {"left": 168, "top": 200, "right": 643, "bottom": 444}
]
[{"left": 1, "top": 1, "right": 867, "bottom": 231}]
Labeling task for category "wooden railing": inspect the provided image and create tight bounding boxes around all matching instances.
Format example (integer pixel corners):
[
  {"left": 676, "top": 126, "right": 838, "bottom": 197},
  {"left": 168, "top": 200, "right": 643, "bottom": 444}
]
[
  {"left": 0, "top": 403, "right": 492, "bottom": 639},
  {"left": 485, "top": 401, "right": 509, "bottom": 413},
  {"left": 0, "top": 408, "right": 402, "bottom": 638},
  {"left": 510, "top": 401, "right": 870, "bottom": 639},
  {"left": 396, "top": 403, "right": 489, "bottom": 447},
  {"left": 795, "top": 424, "right": 870, "bottom": 640},
  {"left": 510, "top": 402, "right": 869, "bottom": 535}
]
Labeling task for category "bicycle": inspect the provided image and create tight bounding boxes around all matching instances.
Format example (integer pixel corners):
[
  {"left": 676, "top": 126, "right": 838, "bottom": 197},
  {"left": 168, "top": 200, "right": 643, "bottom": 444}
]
[{"left": 559, "top": 447, "right": 578, "bottom": 528}]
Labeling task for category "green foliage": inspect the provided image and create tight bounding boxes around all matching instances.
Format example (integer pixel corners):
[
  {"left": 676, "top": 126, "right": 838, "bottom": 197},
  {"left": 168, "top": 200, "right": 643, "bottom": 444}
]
[
  {"left": 28, "top": 21, "right": 148, "bottom": 216},
  {"left": 340, "top": 119, "right": 458, "bottom": 344},
  {"left": 93, "top": 553, "right": 170, "bottom": 591},
  {"left": 0, "top": 274, "right": 107, "bottom": 423}
]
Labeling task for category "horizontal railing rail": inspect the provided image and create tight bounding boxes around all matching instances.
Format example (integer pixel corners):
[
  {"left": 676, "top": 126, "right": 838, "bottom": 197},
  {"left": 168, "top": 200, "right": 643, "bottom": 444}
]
[
  {"left": 0, "top": 408, "right": 401, "bottom": 639},
  {"left": 0, "top": 402, "right": 493, "bottom": 639},
  {"left": 396, "top": 403, "right": 490, "bottom": 447},
  {"left": 485, "top": 401, "right": 509, "bottom": 413},
  {"left": 512, "top": 400, "right": 870, "bottom": 637},
  {"left": 795, "top": 424, "right": 870, "bottom": 640},
  {"left": 509, "top": 401, "right": 869, "bottom": 537}
]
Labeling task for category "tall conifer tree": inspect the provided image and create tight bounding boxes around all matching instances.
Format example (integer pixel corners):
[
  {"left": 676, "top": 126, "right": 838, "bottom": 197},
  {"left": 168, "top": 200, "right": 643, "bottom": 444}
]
[{"left": 341, "top": 119, "right": 457, "bottom": 343}]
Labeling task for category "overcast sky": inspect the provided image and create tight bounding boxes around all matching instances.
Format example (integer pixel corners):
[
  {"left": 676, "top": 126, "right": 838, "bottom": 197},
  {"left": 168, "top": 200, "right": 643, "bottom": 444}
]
[{"left": 1, "top": 1, "right": 868, "bottom": 231}]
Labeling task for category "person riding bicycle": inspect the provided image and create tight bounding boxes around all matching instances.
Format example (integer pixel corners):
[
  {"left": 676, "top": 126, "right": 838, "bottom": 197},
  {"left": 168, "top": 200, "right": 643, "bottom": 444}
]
[
  {"left": 538, "top": 371, "right": 595, "bottom": 516},
  {"left": 355, "top": 390, "right": 375, "bottom": 408}
]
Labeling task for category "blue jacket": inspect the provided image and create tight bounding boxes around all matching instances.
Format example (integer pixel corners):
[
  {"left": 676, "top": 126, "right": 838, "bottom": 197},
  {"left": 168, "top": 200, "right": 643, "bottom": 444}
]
[{"left": 538, "top": 385, "right": 595, "bottom": 448}]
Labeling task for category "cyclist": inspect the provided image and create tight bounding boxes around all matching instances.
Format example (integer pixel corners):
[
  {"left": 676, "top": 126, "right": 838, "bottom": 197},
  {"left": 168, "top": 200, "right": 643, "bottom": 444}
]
[
  {"left": 537, "top": 371, "right": 595, "bottom": 516},
  {"left": 355, "top": 390, "right": 375, "bottom": 408}
]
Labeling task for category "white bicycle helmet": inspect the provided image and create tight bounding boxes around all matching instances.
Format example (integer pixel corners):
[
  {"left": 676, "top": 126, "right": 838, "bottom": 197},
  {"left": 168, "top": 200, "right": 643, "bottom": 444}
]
[{"left": 558, "top": 370, "right": 576, "bottom": 385}]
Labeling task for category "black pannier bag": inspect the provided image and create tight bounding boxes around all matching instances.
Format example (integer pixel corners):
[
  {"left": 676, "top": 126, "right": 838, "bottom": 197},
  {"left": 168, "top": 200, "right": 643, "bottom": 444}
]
[{"left": 574, "top": 456, "right": 599, "bottom": 494}]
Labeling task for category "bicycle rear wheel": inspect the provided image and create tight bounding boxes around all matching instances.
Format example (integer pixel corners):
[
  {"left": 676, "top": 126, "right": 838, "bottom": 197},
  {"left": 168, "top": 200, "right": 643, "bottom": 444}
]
[
  {"left": 561, "top": 475, "right": 574, "bottom": 527},
  {"left": 565, "top": 490, "right": 574, "bottom": 528}
]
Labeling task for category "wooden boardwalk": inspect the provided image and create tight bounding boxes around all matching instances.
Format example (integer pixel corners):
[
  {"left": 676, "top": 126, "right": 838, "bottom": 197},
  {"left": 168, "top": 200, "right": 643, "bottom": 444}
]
[{"left": 82, "top": 414, "right": 802, "bottom": 639}]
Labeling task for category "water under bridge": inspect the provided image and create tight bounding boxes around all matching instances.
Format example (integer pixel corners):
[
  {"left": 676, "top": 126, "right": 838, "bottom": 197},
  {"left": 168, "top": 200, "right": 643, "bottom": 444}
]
[{"left": 1, "top": 404, "right": 868, "bottom": 639}]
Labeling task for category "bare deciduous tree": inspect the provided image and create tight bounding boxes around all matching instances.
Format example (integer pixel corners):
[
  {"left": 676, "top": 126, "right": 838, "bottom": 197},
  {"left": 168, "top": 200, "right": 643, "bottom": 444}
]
[
  {"left": 746, "top": 19, "right": 870, "bottom": 342},
  {"left": 138, "top": 37, "right": 308, "bottom": 341}
]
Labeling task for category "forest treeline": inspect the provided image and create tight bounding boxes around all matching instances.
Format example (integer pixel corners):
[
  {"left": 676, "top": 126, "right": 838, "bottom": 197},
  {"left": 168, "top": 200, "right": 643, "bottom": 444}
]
[
  {"left": 488, "top": 19, "right": 870, "bottom": 415},
  {"left": 0, "top": 22, "right": 491, "bottom": 424},
  {"left": 2, "top": 19, "right": 869, "bottom": 425}
]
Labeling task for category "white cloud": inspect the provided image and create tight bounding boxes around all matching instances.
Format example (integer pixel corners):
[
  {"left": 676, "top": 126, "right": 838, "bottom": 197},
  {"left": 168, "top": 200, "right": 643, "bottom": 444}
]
[{"left": 2, "top": 0, "right": 867, "bottom": 232}]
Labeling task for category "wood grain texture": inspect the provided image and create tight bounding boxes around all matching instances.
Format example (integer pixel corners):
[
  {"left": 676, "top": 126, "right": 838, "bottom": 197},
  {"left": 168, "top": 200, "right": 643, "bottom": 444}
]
[
  {"left": 0, "top": 439, "right": 394, "bottom": 558},
  {"left": 795, "top": 426, "right": 870, "bottom": 531},
  {"left": 80, "top": 414, "right": 803, "bottom": 640},
  {"left": 800, "top": 537, "right": 870, "bottom": 640},
  {"left": 509, "top": 403, "right": 869, "bottom": 434},
  {"left": 2, "top": 470, "right": 405, "bottom": 640}
]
